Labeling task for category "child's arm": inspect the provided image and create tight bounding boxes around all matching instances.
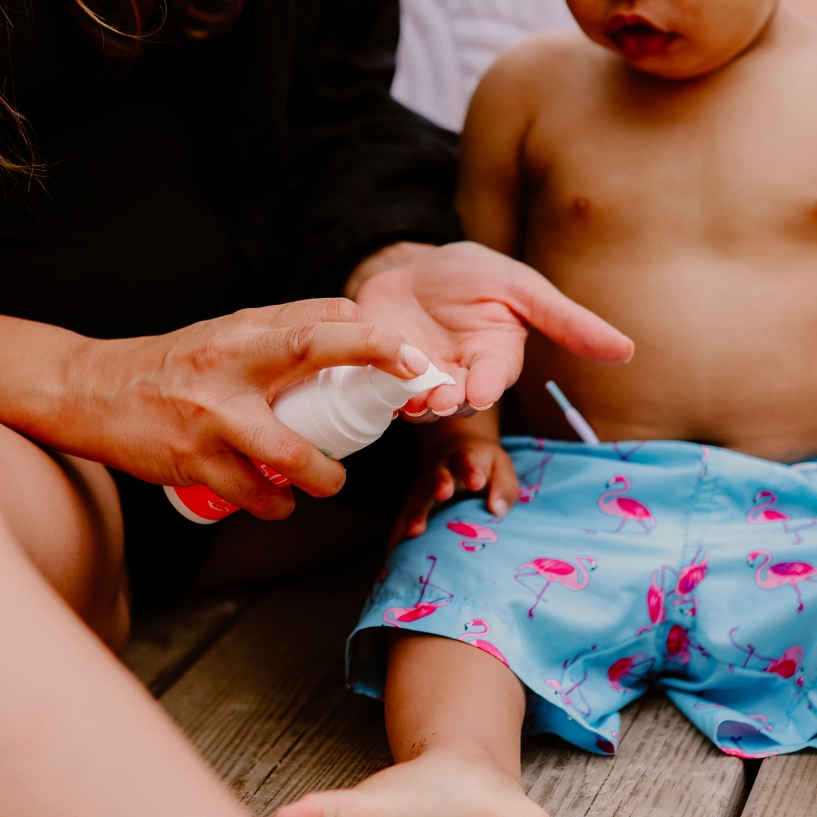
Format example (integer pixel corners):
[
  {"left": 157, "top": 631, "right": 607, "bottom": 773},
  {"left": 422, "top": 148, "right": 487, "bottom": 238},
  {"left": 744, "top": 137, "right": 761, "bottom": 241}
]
[
  {"left": 392, "top": 405, "right": 518, "bottom": 544},
  {"left": 456, "top": 44, "right": 539, "bottom": 256},
  {"left": 389, "top": 48, "right": 547, "bottom": 545}
]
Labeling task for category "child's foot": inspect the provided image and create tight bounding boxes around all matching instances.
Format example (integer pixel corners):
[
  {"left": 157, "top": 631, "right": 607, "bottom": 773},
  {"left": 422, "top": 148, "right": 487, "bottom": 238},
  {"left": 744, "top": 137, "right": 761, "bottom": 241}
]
[{"left": 274, "top": 747, "right": 548, "bottom": 817}]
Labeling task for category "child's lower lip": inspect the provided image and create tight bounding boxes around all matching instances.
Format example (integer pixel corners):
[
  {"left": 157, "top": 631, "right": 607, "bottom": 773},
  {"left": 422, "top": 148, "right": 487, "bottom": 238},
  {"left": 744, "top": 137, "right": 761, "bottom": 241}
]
[{"left": 610, "top": 26, "right": 678, "bottom": 58}]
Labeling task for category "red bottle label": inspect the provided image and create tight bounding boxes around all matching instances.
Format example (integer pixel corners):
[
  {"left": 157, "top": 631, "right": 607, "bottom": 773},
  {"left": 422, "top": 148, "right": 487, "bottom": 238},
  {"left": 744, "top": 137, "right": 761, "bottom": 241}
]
[{"left": 171, "top": 460, "right": 290, "bottom": 522}]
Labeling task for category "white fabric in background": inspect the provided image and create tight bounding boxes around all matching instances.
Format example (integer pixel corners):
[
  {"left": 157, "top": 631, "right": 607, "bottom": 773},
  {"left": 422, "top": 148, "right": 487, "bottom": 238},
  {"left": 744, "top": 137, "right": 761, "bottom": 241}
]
[{"left": 393, "top": 0, "right": 577, "bottom": 132}]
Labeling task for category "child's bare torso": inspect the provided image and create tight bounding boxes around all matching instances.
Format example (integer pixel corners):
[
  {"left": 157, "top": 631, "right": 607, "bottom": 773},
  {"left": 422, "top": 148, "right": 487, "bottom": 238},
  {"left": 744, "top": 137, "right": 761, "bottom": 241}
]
[{"left": 506, "top": 13, "right": 817, "bottom": 463}]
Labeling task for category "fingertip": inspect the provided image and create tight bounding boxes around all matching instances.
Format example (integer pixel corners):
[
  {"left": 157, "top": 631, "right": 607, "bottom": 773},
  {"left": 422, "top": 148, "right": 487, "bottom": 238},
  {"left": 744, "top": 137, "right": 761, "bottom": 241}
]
[
  {"left": 407, "top": 518, "right": 427, "bottom": 538},
  {"left": 491, "top": 497, "right": 510, "bottom": 517}
]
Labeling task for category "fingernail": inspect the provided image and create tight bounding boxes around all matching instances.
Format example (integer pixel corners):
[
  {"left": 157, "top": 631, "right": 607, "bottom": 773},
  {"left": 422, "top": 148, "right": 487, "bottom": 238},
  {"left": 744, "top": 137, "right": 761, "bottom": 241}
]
[
  {"left": 401, "top": 344, "right": 431, "bottom": 376},
  {"left": 431, "top": 406, "right": 459, "bottom": 417},
  {"left": 403, "top": 408, "right": 430, "bottom": 418},
  {"left": 469, "top": 402, "right": 495, "bottom": 411},
  {"left": 493, "top": 499, "right": 509, "bottom": 517}
]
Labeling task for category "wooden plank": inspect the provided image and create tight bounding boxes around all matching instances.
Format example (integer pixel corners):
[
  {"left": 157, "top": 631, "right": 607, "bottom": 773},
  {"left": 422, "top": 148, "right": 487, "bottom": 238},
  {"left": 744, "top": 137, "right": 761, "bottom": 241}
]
[
  {"left": 122, "top": 589, "right": 257, "bottom": 696},
  {"left": 740, "top": 751, "right": 817, "bottom": 817},
  {"left": 524, "top": 692, "right": 748, "bottom": 817},
  {"left": 158, "top": 568, "right": 374, "bottom": 788},
  {"left": 154, "top": 570, "right": 746, "bottom": 817}
]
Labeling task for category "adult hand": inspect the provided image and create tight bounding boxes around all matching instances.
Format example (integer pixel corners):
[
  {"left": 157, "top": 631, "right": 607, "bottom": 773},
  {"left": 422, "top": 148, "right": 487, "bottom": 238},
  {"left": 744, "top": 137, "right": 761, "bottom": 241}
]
[
  {"left": 1, "top": 300, "right": 428, "bottom": 520},
  {"left": 346, "top": 241, "right": 634, "bottom": 415}
]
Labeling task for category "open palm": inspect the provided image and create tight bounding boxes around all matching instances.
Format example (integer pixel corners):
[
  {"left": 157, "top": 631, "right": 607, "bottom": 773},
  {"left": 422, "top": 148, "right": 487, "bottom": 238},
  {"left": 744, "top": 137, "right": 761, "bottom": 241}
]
[{"left": 355, "top": 242, "right": 634, "bottom": 413}]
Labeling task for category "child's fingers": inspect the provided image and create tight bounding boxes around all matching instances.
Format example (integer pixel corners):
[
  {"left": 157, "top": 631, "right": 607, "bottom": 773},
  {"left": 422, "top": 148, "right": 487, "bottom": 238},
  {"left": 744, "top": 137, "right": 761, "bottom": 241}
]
[
  {"left": 397, "top": 466, "right": 453, "bottom": 542},
  {"left": 450, "top": 446, "right": 493, "bottom": 493},
  {"left": 486, "top": 449, "right": 520, "bottom": 517}
]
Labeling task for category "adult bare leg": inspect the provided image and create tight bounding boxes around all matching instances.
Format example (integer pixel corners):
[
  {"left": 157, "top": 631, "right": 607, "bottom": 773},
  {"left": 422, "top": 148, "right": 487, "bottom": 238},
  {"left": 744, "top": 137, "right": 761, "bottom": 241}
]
[{"left": 0, "top": 424, "right": 249, "bottom": 817}]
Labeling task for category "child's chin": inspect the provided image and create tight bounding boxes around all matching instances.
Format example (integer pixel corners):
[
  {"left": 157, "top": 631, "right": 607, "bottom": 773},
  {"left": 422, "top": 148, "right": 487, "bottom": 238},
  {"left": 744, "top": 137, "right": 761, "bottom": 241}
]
[{"left": 621, "top": 53, "right": 729, "bottom": 81}]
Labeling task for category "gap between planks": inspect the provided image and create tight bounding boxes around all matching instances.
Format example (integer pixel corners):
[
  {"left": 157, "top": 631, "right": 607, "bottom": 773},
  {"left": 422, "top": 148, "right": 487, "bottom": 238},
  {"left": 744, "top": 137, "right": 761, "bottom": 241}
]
[{"left": 139, "top": 566, "right": 749, "bottom": 817}]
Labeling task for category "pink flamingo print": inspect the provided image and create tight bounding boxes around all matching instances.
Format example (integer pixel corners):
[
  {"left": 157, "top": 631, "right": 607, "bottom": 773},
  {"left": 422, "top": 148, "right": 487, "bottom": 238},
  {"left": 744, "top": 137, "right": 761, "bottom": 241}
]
[
  {"left": 518, "top": 442, "right": 552, "bottom": 503},
  {"left": 598, "top": 475, "right": 655, "bottom": 533},
  {"left": 748, "top": 713, "right": 775, "bottom": 732},
  {"left": 637, "top": 547, "right": 709, "bottom": 634},
  {"left": 546, "top": 672, "right": 591, "bottom": 718},
  {"left": 728, "top": 627, "right": 805, "bottom": 684},
  {"left": 595, "top": 731, "right": 621, "bottom": 755},
  {"left": 383, "top": 556, "right": 453, "bottom": 627},
  {"left": 514, "top": 555, "right": 597, "bottom": 619},
  {"left": 699, "top": 445, "right": 711, "bottom": 479},
  {"left": 747, "top": 550, "right": 817, "bottom": 614},
  {"left": 607, "top": 654, "right": 654, "bottom": 693},
  {"left": 747, "top": 490, "right": 816, "bottom": 545},
  {"left": 457, "top": 620, "right": 509, "bottom": 667},
  {"left": 666, "top": 624, "right": 710, "bottom": 665},
  {"left": 446, "top": 518, "right": 499, "bottom": 552}
]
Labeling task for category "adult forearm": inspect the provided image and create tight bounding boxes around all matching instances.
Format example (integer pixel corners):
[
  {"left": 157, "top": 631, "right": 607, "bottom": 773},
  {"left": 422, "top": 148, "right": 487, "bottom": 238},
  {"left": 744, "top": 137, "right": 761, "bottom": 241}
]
[{"left": 0, "top": 315, "right": 105, "bottom": 455}]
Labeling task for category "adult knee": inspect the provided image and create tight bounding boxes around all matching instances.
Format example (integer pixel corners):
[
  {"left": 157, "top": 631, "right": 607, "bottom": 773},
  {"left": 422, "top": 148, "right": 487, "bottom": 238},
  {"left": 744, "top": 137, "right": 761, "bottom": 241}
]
[{"left": 0, "top": 424, "right": 129, "bottom": 652}]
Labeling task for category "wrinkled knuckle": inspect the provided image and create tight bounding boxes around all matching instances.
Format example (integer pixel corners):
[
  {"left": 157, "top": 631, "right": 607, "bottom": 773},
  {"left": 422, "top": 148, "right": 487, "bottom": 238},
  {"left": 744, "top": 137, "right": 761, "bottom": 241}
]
[
  {"left": 283, "top": 322, "right": 320, "bottom": 364},
  {"left": 270, "top": 433, "right": 311, "bottom": 473},
  {"left": 323, "top": 297, "right": 361, "bottom": 323},
  {"left": 362, "top": 322, "right": 393, "bottom": 357}
]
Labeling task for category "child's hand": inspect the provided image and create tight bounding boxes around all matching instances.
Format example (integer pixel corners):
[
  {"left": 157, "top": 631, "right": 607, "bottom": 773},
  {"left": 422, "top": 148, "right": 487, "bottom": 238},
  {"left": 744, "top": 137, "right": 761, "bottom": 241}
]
[{"left": 389, "top": 433, "right": 519, "bottom": 548}]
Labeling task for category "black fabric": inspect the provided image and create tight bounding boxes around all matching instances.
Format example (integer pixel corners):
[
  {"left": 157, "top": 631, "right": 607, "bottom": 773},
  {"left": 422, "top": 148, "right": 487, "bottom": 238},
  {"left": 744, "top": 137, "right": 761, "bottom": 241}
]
[{"left": 1, "top": 0, "right": 460, "bottom": 600}]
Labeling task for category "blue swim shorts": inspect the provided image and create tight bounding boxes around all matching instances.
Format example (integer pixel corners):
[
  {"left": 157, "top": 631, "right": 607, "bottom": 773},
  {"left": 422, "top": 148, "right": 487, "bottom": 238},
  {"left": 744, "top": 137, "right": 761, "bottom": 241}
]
[{"left": 346, "top": 437, "right": 817, "bottom": 759}]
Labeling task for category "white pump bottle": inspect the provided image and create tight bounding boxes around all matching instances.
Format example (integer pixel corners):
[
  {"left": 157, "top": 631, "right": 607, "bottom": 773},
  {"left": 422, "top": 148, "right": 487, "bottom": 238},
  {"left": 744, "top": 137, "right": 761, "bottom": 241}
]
[{"left": 165, "top": 361, "right": 455, "bottom": 523}]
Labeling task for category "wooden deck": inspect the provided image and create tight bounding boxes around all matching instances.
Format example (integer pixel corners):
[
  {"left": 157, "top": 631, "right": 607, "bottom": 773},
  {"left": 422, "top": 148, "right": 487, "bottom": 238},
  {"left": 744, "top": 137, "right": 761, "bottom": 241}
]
[{"left": 122, "top": 563, "right": 817, "bottom": 817}]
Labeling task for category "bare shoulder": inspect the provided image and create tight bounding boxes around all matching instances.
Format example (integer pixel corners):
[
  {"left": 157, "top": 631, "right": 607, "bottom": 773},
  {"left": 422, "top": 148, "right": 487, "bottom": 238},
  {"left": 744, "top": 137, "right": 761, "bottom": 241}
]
[
  {"left": 465, "top": 30, "right": 606, "bottom": 140},
  {"left": 474, "top": 30, "right": 603, "bottom": 109}
]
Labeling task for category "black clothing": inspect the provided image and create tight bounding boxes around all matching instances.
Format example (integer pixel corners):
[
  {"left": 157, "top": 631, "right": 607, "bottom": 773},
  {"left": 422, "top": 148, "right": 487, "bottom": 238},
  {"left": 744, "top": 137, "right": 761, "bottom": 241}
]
[
  {"left": 1, "top": 0, "right": 461, "bottom": 603},
  {"left": 1, "top": 0, "right": 463, "bottom": 339}
]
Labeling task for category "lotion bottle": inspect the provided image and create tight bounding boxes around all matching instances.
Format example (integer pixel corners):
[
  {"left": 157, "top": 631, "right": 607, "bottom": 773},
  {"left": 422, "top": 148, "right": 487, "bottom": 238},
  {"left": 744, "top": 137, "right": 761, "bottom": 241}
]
[{"left": 164, "top": 361, "right": 455, "bottom": 523}]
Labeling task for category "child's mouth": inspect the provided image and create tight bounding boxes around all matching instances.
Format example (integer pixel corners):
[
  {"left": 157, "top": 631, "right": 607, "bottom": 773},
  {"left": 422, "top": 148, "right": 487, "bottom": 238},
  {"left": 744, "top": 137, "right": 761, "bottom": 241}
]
[{"left": 607, "top": 14, "right": 678, "bottom": 58}]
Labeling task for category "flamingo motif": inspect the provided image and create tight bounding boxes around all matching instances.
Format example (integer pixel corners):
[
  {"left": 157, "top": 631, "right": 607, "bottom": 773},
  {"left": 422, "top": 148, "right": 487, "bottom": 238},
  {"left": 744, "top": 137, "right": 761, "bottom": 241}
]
[
  {"left": 637, "top": 547, "right": 709, "bottom": 634},
  {"left": 595, "top": 731, "right": 621, "bottom": 755},
  {"left": 457, "top": 620, "right": 509, "bottom": 667},
  {"left": 699, "top": 445, "right": 711, "bottom": 479},
  {"left": 728, "top": 627, "right": 805, "bottom": 684},
  {"left": 748, "top": 713, "right": 775, "bottom": 732},
  {"left": 546, "top": 672, "right": 592, "bottom": 718},
  {"left": 518, "top": 442, "right": 552, "bottom": 503},
  {"left": 598, "top": 475, "right": 655, "bottom": 533},
  {"left": 665, "top": 624, "right": 710, "bottom": 665},
  {"left": 607, "top": 654, "right": 654, "bottom": 693},
  {"left": 446, "top": 518, "right": 499, "bottom": 552},
  {"left": 514, "top": 556, "right": 597, "bottom": 619},
  {"left": 383, "top": 556, "right": 453, "bottom": 627},
  {"left": 747, "top": 491, "right": 816, "bottom": 545},
  {"left": 747, "top": 550, "right": 817, "bottom": 614}
]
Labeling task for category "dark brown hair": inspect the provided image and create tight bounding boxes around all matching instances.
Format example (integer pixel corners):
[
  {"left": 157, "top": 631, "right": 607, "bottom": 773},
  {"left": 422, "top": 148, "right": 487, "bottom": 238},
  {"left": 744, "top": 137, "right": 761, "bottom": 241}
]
[{"left": 0, "top": 0, "right": 243, "bottom": 180}]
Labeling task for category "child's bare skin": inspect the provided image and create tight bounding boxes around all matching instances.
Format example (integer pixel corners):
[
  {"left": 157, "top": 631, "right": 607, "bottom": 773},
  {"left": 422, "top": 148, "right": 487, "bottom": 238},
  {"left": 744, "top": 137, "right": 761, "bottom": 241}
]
[
  {"left": 464, "top": 2, "right": 817, "bottom": 466},
  {"left": 278, "top": 2, "right": 817, "bottom": 816}
]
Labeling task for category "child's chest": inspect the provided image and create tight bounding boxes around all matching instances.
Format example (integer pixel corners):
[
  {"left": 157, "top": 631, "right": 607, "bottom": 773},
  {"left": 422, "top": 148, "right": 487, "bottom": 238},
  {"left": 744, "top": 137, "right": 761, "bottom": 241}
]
[{"left": 522, "top": 68, "right": 817, "bottom": 253}]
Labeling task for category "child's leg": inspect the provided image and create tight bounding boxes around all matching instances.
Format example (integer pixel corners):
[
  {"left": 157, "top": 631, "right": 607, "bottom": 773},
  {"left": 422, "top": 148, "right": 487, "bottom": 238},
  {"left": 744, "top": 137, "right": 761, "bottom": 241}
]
[
  {"left": 0, "top": 424, "right": 250, "bottom": 817},
  {"left": 277, "top": 633, "right": 549, "bottom": 817}
]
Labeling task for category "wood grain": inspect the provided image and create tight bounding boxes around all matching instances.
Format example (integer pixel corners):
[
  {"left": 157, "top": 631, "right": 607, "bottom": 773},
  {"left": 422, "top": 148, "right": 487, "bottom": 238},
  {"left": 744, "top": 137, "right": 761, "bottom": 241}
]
[
  {"left": 122, "top": 589, "right": 257, "bottom": 695},
  {"left": 158, "top": 570, "right": 374, "bottom": 790},
  {"left": 148, "top": 565, "right": 748, "bottom": 817},
  {"left": 524, "top": 692, "right": 747, "bottom": 817},
  {"left": 741, "top": 751, "right": 817, "bottom": 817}
]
